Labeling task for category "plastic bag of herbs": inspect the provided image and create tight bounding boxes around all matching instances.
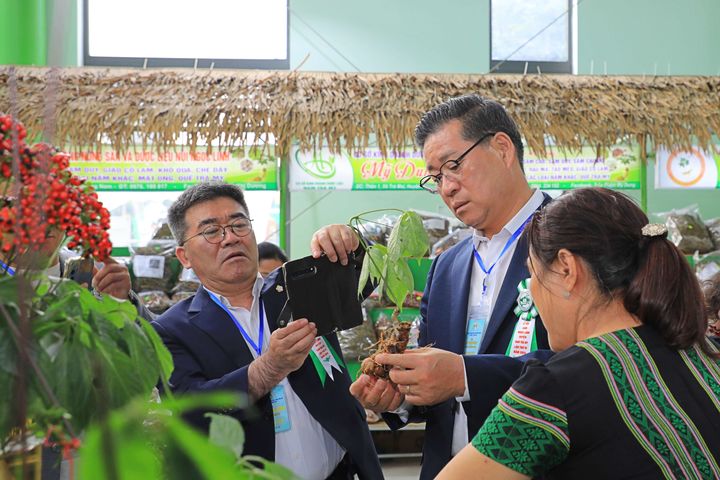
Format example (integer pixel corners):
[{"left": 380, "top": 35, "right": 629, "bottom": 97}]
[
  {"left": 706, "top": 217, "right": 720, "bottom": 250},
  {"left": 130, "top": 222, "right": 182, "bottom": 295},
  {"left": 655, "top": 205, "right": 715, "bottom": 254}
]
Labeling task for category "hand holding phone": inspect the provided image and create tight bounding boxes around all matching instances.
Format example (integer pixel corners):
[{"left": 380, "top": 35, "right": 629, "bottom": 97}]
[{"left": 63, "top": 256, "right": 95, "bottom": 287}]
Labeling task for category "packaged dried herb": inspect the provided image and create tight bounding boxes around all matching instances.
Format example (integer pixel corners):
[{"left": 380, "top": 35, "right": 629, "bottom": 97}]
[
  {"left": 706, "top": 218, "right": 720, "bottom": 250},
  {"left": 656, "top": 205, "right": 714, "bottom": 254}
]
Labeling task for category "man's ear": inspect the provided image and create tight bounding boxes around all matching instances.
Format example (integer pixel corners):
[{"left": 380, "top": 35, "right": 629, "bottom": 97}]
[
  {"left": 491, "top": 132, "right": 515, "bottom": 168},
  {"left": 175, "top": 245, "right": 191, "bottom": 269}
]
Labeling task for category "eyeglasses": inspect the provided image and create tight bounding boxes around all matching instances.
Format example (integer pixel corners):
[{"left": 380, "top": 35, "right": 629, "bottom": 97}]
[
  {"left": 419, "top": 132, "right": 497, "bottom": 194},
  {"left": 181, "top": 218, "right": 253, "bottom": 245}
]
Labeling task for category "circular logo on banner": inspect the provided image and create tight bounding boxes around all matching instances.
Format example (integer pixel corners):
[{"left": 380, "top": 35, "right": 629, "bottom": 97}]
[
  {"left": 295, "top": 149, "right": 336, "bottom": 179},
  {"left": 666, "top": 148, "right": 706, "bottom": 187}
]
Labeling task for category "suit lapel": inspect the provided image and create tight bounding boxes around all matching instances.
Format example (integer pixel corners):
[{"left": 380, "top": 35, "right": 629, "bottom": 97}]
[
  {"left": 448, "top": 238, "right": 474, "bottom": 354},
  {"left": 261, "top": 268, "right": 288, "bottom": 333},
  {"left": 188, "top": 287, "right": 255, "bottom": 368}
]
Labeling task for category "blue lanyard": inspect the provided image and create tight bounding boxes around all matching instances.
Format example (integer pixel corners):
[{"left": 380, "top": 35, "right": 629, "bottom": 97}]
[
  {"left": 207, "top": 291, "right": 264, "bottom": 356},
  {"left": 0, "top": 259, "right": 15, "bottom": 276},
  {"left": 473, "top": 214, "right": 533, "bottom": 294}
]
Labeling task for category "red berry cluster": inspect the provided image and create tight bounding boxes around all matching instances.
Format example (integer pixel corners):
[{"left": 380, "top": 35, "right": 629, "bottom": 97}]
[{"left": 0, "top": 114, "right": 112, "bottom": 262}]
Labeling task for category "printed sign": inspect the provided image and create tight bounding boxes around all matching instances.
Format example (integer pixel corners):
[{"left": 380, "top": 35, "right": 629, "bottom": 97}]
[
  {"left": 290, "top": 144, "right": 641, "bottom": 191},
  {"left": 67, "top": 146, "right": 278, "bottom": 191},
  {"left": 289, "top": 146, "right": 426, "bottom": 191},
  {"left": 525, "top": 144, "right": 641, "bottom": 190}
]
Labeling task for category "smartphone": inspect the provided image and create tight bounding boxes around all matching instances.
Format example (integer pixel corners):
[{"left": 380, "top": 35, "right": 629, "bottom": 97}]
[{"left": 63, "top": 256, "right": 95, "bottom": 287}]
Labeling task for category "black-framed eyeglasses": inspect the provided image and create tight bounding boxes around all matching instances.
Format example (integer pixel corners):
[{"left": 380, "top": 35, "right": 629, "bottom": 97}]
[
  {"left": 419, "top": 132, "right": 497, "bottom": 194},
  {"left": 181, "top": 218, "right": 253, "bottom": 245}
]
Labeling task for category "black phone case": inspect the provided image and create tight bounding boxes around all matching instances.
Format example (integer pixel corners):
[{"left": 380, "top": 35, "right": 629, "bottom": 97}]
[{"left": 281, "top": 254, "right": 363, "bottom": 337}]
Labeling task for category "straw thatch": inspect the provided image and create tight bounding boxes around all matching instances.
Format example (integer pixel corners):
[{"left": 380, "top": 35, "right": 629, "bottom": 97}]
[{"left": 1, "top": 66, "right": 720, "bottom": 157}]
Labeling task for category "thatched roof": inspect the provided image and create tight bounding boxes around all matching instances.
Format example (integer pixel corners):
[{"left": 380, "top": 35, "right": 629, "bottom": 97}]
[{"left": 2, "top": 66, "right": 719, "bottom": 157}]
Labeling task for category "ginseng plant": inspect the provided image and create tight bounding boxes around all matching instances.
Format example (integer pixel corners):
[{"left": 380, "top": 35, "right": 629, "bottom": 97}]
[{"left": 349, "top": 210, "right": 429, "bottom": 379}]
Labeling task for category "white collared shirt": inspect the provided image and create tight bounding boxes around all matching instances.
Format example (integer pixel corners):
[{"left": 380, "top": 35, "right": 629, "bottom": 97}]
[
  {"left": 205, "top": 276, "right": 345, "bottom": 480},
  {"left": 451, "top": 188, "right": 545, "bottom": 455}
]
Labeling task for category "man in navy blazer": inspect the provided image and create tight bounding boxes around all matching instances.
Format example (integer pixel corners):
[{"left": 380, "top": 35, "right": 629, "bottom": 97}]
[
  {"left": 152, "top": 183, "right": 382, "bottom": 480},
  {"left": 348, "top": 94, "right": 553, "bottom": 479}
]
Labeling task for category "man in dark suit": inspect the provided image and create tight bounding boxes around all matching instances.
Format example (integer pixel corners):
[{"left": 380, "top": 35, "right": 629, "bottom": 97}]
[
  {"left": 347, "top": 94, "right": 553, "bottom": 479},
  {"left": 152, "top": 183, "right": 382, "bottom": 480}
]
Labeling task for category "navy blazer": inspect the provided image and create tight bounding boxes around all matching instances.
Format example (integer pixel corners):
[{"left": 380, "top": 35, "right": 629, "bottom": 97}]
[
  {"left": 385, "top": 194, "right": 554, "bottom": 480},
  {"left": 152, "top": 270, "right": 383, "bottom": 479}
]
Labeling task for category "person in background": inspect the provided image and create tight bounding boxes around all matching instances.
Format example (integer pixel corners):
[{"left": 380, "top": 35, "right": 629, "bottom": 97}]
[
  {"left": 438, "top": 187, "right": 720, "bottom": 479},
  {"left": 344, "top": 94, "right": 552, "bottom": 479},
  {"left": 257, "top": 241, "right": 288, "bottom": 278},
  {"left": 153, "top": 183, "right": 382, "bottom": 480}
]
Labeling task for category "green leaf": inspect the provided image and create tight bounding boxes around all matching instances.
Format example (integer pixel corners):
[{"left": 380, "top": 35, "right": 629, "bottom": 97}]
[
  {"left": 160, "top": 391, "right": 243, "bottom": 415},
  {"left": 138, "top": 318, "right": 174, "bottom": 385},
  {"left": 79, "top": 394, "right": 258, "bottom": 480},
  {"left": 165, "top": 414, "right": 247, "bottom": 479},
  {"left": 387, "top": 211, "right": 429, "bottom": 262},
  {"left": 80, "top": 411, "right": 163, "bottom": 480},
  {"left": 357, "top": 244, "right": 387, "bottom": 297},
  {"left": 48, "top": 338, "right": 95, "bottom": 428},
  {"left": 385, "top": 261, "right": 413, "bottom": 309},
  {"left": 206, "top": 413, "right": 246, "bottom": 459}
]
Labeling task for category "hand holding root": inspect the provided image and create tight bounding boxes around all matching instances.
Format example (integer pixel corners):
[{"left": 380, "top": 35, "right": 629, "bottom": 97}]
[
  {"left": 360, "top": 322, "right": 412, "bottom": 379},
  {"left": 375, "top": 347, "right": 466, "bottom": 406}
]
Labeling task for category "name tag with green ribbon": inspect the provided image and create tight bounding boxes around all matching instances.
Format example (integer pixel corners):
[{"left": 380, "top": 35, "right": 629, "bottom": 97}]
[{"left": 506, "top": 278, "right": 539, "bottom": 357}]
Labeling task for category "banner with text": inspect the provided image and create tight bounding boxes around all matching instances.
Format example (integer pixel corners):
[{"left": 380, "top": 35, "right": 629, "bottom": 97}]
[
  {"left": 68, "top": 146, "right": 278, "bottom": 191},
  {"left": 290, "top": 144, "right": 641, "bottom": 191},
  {"left": 655, "top": 147, "right": 720, "bottom": 189},
  {"left": 525, "top": 144, "right": 641, "bottom": 190},
  {"left": 289, "top": 146, "right": 425, "bottom": 190}
]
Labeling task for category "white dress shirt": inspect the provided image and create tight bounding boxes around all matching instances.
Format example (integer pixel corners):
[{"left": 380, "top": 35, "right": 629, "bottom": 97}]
[
  {"left": 205, "top": 276, "right": 345, "bottom": 480},
  {"left": 451, "top": 188, "right": 545, "bottom": 455}
]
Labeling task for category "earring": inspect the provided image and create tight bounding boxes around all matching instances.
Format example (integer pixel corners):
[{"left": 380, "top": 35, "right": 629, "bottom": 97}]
[{"left": 562, "top": 290, "right": 571, "bottom": 299}]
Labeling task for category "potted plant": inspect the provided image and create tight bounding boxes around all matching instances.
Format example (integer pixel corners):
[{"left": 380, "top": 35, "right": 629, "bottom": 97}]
[{"left": 349, "top": 210, "right": 429, "bottom": 379}]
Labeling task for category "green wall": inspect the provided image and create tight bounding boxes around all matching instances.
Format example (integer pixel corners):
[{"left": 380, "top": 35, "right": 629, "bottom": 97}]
[
  {"left": 0, "top": 0, "right": 47, "bottom": 65},
  {"left": 577, "top": 0, "right": 720, "bottom": 75},
  {"left": 290, "top": 0, "right": 490, "bottom": 73}
]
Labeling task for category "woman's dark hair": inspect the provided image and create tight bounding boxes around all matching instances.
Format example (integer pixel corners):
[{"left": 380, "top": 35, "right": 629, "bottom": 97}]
[
  {"left": 257, "top": 242, "right": 288, "bottom": 263},
  {"left": 527, "top": 187, "right": 713, "bottom": 355}
]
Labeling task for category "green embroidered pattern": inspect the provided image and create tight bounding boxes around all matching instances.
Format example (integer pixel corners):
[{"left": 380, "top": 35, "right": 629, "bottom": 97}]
[
  {"left": 473, "top": 388, "right": 569, "bottom": 477},
  {"left": 680, "top": 344, "right": 720, "bottom": 415},
  {"left": 579, "top": 330, "right": 720, "bottom": 479}
]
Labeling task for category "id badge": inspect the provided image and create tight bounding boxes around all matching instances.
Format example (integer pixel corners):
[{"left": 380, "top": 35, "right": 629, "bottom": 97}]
[
  {"left": 465, "top": 297, "right": 491, "bottom": 355},
  {"left": 271, "top": 385, "right": 291, "bottom": 433}
]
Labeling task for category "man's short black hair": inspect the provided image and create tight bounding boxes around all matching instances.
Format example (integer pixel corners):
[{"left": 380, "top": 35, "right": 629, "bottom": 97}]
[
  {"left": 414, "top": 94, "right": 525, "bottom": 169},
  {"left": 168, "top": 183, "right": 249, "bottom": 244},
  {"left": 257, "top": 242, "right": 288, "bottom": 263}
]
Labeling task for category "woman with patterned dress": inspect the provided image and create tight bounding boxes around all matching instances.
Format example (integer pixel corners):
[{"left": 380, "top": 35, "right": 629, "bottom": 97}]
[{"left": 438, "top": 187, "right": 720, "bottom": 480}]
